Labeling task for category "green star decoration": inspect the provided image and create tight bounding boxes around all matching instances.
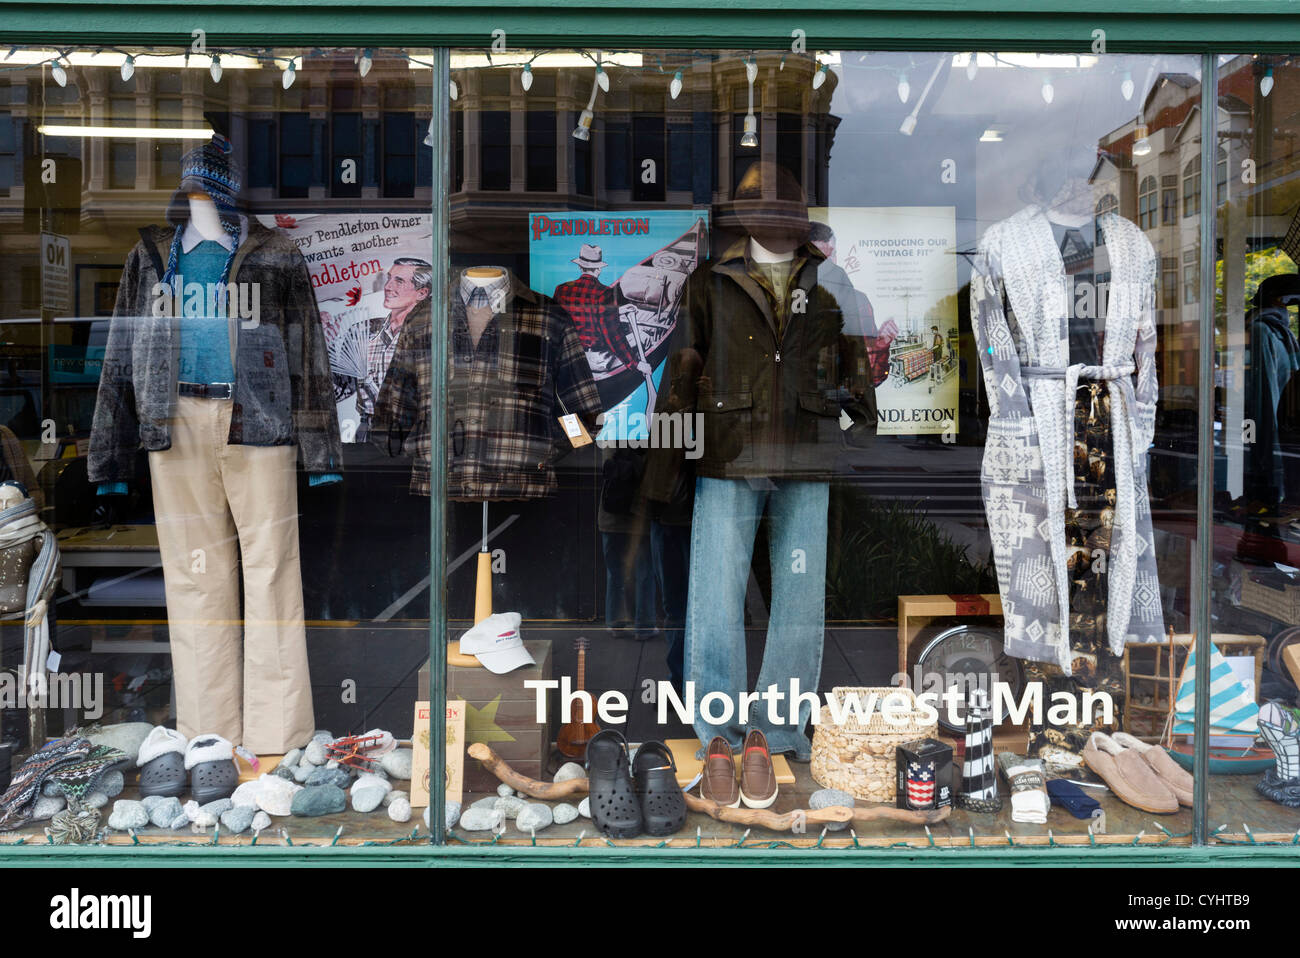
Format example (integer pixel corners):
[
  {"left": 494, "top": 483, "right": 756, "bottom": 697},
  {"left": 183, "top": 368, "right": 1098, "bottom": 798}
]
[{"left": 465, "top": 695, "right": 516, "bottom": 744}]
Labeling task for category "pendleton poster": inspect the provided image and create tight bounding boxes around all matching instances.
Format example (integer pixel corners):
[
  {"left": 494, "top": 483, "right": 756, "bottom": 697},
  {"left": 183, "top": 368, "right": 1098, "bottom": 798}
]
[
  {"left": 528, "top": 210, "right": 708, "bottom": 441},
  {"left": 256, "top": 212, "right": 434, "bottom": 443},
  {"left": 810, "top": 206, "right": 959, "bottom": 437}
]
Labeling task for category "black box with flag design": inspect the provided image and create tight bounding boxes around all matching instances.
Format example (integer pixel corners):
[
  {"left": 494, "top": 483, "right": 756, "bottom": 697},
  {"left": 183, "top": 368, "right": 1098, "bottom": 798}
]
[{"left": 895, "top": 737, "right": 953, "bottom": 810}]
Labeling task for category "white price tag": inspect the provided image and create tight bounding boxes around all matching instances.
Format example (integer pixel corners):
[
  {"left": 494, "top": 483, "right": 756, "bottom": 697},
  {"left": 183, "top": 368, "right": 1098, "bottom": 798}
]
[
  {"left": 839, "top": 409, "right": 853, "bottom": 431},
  {"left": 45, "top": 650, "right": 62, "bottom": 672}
]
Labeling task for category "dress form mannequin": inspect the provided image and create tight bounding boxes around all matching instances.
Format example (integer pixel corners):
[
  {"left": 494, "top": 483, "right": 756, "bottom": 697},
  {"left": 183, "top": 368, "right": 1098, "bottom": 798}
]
[
  {"left": 187, "top": 192, "right": 226, "bottom": 242},
  {"left": 749, "top": 236, "right": 795, "bottom": 265}
]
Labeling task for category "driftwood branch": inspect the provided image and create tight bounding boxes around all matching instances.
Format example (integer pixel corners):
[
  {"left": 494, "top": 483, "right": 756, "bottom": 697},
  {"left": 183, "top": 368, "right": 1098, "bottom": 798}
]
[{"left": 466, "top": 743, "right": 952, "bottom": 833}]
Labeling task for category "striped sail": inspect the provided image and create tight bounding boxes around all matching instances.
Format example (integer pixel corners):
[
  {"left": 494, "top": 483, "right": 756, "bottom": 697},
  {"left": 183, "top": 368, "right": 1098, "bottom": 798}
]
[{"left": 1172, "top": 642, "right": 1259, "bottom": 735}]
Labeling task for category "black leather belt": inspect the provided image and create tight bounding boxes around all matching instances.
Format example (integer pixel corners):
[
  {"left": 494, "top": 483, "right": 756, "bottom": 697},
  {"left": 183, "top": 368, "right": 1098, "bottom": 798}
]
[{"left": 178, "top": 382, "right": 233, "bottom": 399}]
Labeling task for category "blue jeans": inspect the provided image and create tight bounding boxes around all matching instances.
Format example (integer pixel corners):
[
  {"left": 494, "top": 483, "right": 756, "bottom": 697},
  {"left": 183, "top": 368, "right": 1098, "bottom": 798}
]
[
  {"left": 685, "top": 477, "right": 829, "bottom": 760},
  {"left": 651, "top": 520, "right": 691, "bottom": 692}
]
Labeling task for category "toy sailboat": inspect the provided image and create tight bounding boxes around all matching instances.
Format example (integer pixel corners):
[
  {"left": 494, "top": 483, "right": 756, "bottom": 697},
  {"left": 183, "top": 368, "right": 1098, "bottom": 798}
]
[{"left": 1164, "top": 641, "right": 1273, "bottom": 774}]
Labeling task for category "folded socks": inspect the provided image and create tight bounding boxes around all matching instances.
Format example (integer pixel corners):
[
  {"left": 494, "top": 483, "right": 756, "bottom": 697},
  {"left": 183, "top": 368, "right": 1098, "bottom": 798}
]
[
  {"left": 1046, "top": 778, "right": 1101, "bottom": 819},
  {"left": 997, "top": 753, "right": 1049, "bottom": 824}
]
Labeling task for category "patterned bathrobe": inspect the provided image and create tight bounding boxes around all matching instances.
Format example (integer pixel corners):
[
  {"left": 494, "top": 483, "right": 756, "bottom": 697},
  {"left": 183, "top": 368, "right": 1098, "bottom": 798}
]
[{"left": 971, "top": 207, "right": 1165, "bottom": 674}]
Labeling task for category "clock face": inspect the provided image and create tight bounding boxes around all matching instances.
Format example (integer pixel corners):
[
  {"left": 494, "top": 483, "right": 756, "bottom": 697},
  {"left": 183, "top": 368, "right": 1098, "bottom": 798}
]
[{"left": 914, "top": 625, "right": 1024, "bottom": 734}]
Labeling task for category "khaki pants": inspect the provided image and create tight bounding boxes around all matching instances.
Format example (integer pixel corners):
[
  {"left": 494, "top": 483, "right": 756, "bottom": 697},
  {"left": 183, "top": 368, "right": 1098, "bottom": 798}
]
[{"left": 149, "top": 397, "right": 315, "bottom": 753}]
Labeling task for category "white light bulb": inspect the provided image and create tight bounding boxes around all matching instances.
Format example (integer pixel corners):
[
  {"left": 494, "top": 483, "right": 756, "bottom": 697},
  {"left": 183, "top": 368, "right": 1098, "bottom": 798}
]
[
  {"left": 966, "top": 54, "right": 978, "bottom": 81},
  {"left": 1262, "top": 68, "right": 1274, "bottom": 97},
  {"left": 51, "top": 61, "right": 67, "bottom": 87},
  {"left": 522, "top": 64, "right": 533, "bottom": 92},
  {"left": 812, "top": 63, "right": 828, "bottom": 91},
  {"left": 669, "top": 69, "right": 682, "bottom": 100},
  {"left": 595, "top": 66, "right": 608, "bottom": 93},
  {"left": 897, "top": 74, "right": 910, "bottom": 103},
  {"left": 210, "top": 55, "right": 222, "bottom": 83},
  {"left": 1121, "top": 71, "right": 1134, "bottom": 101},
  {"left": 359, "top": 48, "right": 372, "bottom": 78},
  {"left": 282, "top": 61, "right": 296, "bottom": 90},
  {"left": 746, "top": 59, "right": 758, "bottom": 85},
  {"left": 121, "top": 56, "right": 135, "bottom": 82},
  {"left": 572, "top": 107, "right": 593, "bottom": 141},
  {"left": 1041, "top": 76, "right": 1054, "bottom": 104},
  {"left": 450, "top": 79, "right": 459, "bottom": 100}
]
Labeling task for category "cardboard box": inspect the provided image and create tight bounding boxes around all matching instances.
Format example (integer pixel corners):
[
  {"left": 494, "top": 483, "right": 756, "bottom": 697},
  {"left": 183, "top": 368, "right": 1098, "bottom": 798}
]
[
  {"left": 417, "top": 639, "right": 552, "bottom": 793},
  {"left": 410, "top": 699, "right": 466, "bottom": 808},
  {"left": 895, "top": 737, "right": 953, "bottom": 811},
  {"left": 1284, "top": 642, "right": 1300, "bottom": 690}
]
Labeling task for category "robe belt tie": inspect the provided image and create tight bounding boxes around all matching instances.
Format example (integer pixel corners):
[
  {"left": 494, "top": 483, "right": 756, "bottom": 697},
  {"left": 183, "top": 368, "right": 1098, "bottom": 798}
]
[{"left": 1021, "top": 363, "right": 1136, "bottom": 509}]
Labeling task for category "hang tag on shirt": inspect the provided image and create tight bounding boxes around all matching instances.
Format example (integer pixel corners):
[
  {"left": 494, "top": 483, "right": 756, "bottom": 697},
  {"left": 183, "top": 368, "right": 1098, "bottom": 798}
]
[
  {"left": 46, "top": 650, "right": 62, "bottom": 672},
  {"left": 559, "top": 414, "right": 593, "bottom": 448}
]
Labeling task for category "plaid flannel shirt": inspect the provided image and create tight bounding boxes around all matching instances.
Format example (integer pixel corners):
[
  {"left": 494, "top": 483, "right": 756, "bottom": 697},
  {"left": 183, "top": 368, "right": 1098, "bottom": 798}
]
[
  {"left": 553, "top": 273, "right": 640, "bottom": 371},
  {"left": 372, "top": 273, "right": 603, "bottom": 498}
]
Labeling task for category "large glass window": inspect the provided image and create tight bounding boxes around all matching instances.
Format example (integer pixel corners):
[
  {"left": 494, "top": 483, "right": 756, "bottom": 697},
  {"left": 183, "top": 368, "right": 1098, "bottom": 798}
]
[
  {"left": 0, "top": 46, "right": 434, "bottom": 849},
  {"left": 436, "top": 49, "right": 1204, "bottom": 849}
]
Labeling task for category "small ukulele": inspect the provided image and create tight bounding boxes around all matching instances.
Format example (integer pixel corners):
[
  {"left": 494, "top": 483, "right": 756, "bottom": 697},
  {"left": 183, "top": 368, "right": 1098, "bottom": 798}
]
[{"left": 555, "top": 637, "right": 601, "bottom": 760}]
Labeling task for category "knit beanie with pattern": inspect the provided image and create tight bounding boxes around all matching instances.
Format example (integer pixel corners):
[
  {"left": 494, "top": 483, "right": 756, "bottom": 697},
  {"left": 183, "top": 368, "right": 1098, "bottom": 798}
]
[{"left": 163, "top": 133, "right": 243, "bottom": 289}]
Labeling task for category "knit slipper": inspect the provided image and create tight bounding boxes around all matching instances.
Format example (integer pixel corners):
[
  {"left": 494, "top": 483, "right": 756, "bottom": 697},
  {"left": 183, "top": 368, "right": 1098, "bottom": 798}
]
[
  {"left": 631, "top": 741, "right": 686, "bottom": 837},
  {"left": 1082, "top": 732, "right": 1178, "bottom": 814},
  {"left": 1112, "top": 732, "right": 1193, "bottom": 806},
  {"left": 185, "top": 735, "right": 238, "bottom": 805},
  {"left": 136, "top": 727, "right": 189, "bottom": 799},
  {"left": 584, "top": 729, "right": 643, "bottom": 839}
]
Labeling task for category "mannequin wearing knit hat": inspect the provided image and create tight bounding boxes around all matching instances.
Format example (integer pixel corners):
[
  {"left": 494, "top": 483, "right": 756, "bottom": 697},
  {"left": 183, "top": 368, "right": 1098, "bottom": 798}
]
[{"left": 89, "top": 132, "right": 341, "bottom": 756}]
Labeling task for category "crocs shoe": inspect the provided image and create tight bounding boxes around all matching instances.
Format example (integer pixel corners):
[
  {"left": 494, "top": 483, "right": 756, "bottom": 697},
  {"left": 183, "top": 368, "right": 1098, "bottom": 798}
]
[
  {"left": 584, "top": 729, "right": 643, "bottom": 839},
  {"left": 632, "top": 741, "right": 687, "bottom": 837},
  {"left": 136, "top": 727, "right": 188, "bottom": 799},
  {"left": 185, "top": 734, "right": 238, "bottom": 805}
]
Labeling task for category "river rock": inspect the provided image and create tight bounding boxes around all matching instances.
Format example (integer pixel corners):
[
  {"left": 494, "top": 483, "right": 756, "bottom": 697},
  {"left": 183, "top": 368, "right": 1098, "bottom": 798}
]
[
  {"left": 87, "top": 723, "right": 153, "bottom": 764},
  {"left": 553, "top": 803, "right": 579, "bottom": 825},
  {"left": 251, "top": 811, "right": 272, "bottom": 832},
  {"left": 350, "top": 773, "right": 391, "bottom": 813},
  {"left": 303, "top": 741, "right": 327, "bottom": 766},
  {"left": 183, "top": 800, "right": 200, "bottom": 821},
  {"left": 99, "top": 770, "right": 125, "bottom": 798},
  {"left": 107, "top": 800, "right": 148, "bottom": 830},
  {"left": 220, "top": 804, "right": 256, "bottom": 834},
  {"left": 383, "top": 789, "right": 407, "bottom": 808},
  {"left": 387, "top": 797, "right": 412, "bottom": 823},
  {"left": 380, "top": 748, "right": 412, "bottom": 780},
  {"left": 496, "top": 783, "right": 515, "bottom": 798},
  {"left": 200, "top": 798, "right": 232, "bottom": 818},
  {"left": 554, "top": 762, "right": 586, "bottom": 783},
  {"left": 292, "top": 764, "right": 315, "bottom": 783},
  {"left": 255, "top": 775, "right": 301, "bottom": 817},
  {"left": 32, "top": 795, "right": 65, "bottom": 820},
  {"left": 458, "top": 806, "right": 504, "bottom": 831},
  {"left": 169, "top": 812, "right": 189, "bottom": 830},
  {"left": 516, "top": 803, "right": 553, "bottom": 833},
  {"left": 83, "top": 791, "right": 108, "bottom": 809},
  {"left": 808, "top": 788, "right": 855, "bottom": 832},
  {"left": 444, "top": 802, "right": 460, "bottom": 830},
  {"left": 578, "top": 797, "right": 591, "bottom": 818},
  {"left": 280, "top": 748, "right": 302, "bottom": 770},
  {"left": 273, "top": 765, "right": 297, "bottom": 781},
  {"left": 311, "top": 731, "right": 333, "bottom": 745},
  {"left": 291, "top": 784, "right": 346, "bottom": 817},
  {"left": 470, "top": 795, "right": 499, "bottom": 812},
  {"left": 494, "top": 796, "right": 526, "bottom": 819},
  {"left": 140, "top": 795, "right": 166, "bottom": 813},
  {"left": 306, "top": 767, "right": 351, "bottom": 789},
  {"left": 148, "top": 796, "right": 183, "bottom": 829},
  {"left": 42, "top": 781, "right": 61, "bottom": 797}
]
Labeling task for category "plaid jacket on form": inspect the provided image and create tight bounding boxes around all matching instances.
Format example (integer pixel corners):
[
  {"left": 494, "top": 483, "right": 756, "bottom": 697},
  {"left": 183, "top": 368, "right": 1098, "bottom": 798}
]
[{"left": 372, "top": 275, "right": 603, "bottom": 499}]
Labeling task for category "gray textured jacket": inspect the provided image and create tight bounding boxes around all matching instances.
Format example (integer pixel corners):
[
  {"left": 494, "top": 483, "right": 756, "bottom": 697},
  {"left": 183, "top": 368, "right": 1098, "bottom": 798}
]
[{"left": 89, "top": 223, "right": 343, "bottom": 481}]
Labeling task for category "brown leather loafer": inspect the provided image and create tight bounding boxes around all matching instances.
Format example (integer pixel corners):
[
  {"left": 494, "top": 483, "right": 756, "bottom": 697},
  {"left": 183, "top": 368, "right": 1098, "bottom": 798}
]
[
  {"left": 699, "top": 736, "right": 740, "bottom": 808},
  {"left": 739, "top": 729, "right": 778, "bottom": 809}
]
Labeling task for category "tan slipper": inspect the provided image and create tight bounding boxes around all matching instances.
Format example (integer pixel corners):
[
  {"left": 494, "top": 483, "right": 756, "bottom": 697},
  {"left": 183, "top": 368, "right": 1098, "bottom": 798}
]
[
  {"left": 1082, "top": 732, "right": 1179, "bottom": 814},
  {"left": 1112, "top": 732, "right": 1194, "bottom": 807}
]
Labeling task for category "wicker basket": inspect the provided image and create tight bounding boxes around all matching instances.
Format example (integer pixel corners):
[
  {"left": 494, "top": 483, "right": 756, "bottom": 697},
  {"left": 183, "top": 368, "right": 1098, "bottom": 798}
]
[
  {"left": 1238, "top": 564, "right": 1300, "bottom": 625},
  {"left": 810, "top": 686, "right": 937, "bottom": 802}
]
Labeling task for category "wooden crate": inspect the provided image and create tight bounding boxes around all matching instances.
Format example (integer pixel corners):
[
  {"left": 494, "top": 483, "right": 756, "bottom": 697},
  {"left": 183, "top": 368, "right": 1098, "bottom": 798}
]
[
  {"left": 895, "top": 594, "right": 1027, "bottom": 751},
  {"left": 418, "top": 639, "right": 552, "bottom": 793}
]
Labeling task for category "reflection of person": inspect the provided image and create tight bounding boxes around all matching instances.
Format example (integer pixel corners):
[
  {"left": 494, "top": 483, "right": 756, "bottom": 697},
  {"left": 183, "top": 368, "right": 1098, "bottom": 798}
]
[
  {"left": 357, "top": 258, "right": 432, "bottom": 439},
  {"left": 1244, "top": 273, "right": 1300, "bottom": 507},
  {"left": 554, "top": 244, "right": 650, "bottom": 378},
  {"left": 810, "top": 222, "right": 894, "bottom": 387}
]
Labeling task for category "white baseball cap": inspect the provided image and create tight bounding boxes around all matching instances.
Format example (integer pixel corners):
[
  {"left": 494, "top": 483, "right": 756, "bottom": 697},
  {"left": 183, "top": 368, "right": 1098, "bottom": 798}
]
[{"left": 459, "top": 612, "right": 534, "bottom": 674}]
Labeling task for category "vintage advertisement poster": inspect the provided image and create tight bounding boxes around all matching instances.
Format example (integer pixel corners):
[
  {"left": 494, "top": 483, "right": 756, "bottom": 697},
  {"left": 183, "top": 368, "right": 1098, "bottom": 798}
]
[
  {"left": 528, "top": 209, "right": 708, "bottom": 441},
  {"left": 411, "top": 699, "right": 466, "bottom": 808},
  {"left": 255, "top": 212, "right": 433, "bottom": 443},
  {"left": 810, "top": 206, "right": 958, "bottom": 436}
]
